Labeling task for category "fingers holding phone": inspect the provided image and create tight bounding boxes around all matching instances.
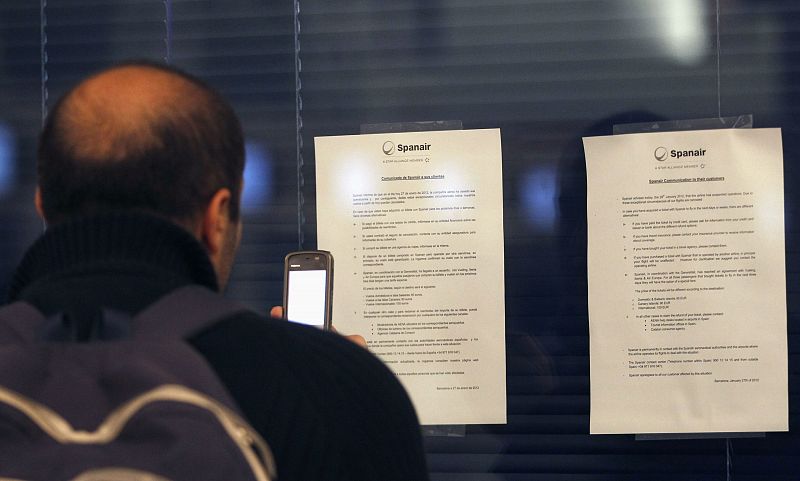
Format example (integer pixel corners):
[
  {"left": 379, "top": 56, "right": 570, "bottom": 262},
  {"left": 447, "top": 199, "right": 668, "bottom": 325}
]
[{"left": 271, "top": 304, "right": 367, "bottom": 347}]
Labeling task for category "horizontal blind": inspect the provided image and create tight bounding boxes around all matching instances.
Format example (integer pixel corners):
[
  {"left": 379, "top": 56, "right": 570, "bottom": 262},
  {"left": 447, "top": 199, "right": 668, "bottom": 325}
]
[
  {"left": 36, "top": 0, "right": 299, "bottom": 311},
  {"left": 297, "top": 1, "right": 800, "bottom": 479},
  {"left": 0, "top": 1, "right": 798, "bottom": 478},
  {"left": 0, "top": 2, "right": 58, "bottom": 299},
  {"left": 171, "top": 0, "right": 298, "bottom": 310}
]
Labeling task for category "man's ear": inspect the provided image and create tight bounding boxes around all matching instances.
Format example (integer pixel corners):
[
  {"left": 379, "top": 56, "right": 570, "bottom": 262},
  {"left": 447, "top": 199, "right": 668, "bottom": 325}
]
[
  {"left": 200, "top": 189, "right": 231, "bottom": 257},
  {"left": 200, "top": 188, "right": 233, "bottom": 256},
  {"left": 34, "top": 187, "right": 45, "bottom": 221}
]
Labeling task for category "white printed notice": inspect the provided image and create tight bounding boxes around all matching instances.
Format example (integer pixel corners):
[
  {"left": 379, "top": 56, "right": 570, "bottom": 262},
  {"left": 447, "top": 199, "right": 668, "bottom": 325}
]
[
  {"left": 584, "top": 128, "right": 787, "bottom": 434},
  {"left": 314, "top": 128, "right": 506, "bottom": 425}
]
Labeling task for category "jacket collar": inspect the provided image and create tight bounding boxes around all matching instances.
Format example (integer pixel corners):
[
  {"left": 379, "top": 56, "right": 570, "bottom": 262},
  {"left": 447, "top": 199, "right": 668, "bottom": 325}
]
[{"left": 8, "top": 212, "right": 219, "bottom": 302}]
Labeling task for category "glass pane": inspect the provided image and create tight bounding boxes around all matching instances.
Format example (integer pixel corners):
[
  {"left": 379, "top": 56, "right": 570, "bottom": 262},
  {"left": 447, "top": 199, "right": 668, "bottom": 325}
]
[
  {"left": 171, "top": 0, "right": 298, "bottom": 311},
  {"left": 0, "top": 1, "right": 54, "bottom": 297},
  {"left": 297, "top": 1, "right": 800, "bottom": 479}
]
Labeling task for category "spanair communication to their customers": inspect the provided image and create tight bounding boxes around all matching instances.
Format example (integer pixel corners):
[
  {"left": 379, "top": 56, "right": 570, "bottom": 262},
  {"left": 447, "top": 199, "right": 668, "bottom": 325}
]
[
  {"left": 314, "top": 128, "right": 506, "bottom": 425},
  {"left": 583, "top": 128, "right": 787, "bottom": 434}
]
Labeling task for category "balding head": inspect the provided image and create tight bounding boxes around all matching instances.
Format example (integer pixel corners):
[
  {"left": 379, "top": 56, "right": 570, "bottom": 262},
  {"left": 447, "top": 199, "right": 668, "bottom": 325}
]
[
  {"left": 58, "top": 65, "right": 204, "bottom": 163},
  {"left": 37, "top": 61, "right": 244, "bottom": 227}
]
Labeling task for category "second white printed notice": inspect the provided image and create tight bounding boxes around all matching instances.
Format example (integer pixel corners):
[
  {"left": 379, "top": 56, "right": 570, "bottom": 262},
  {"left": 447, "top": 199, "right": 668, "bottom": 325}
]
[
  {"left": 584, "top": 128, "right": 787, "bottom": 434},
  {"left": 315, "top": 128, "right": 506, "bottom": 425}
]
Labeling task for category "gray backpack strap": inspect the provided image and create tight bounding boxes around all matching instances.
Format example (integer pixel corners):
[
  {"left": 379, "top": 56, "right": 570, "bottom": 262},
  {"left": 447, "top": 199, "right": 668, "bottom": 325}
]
[
  {"left": 0, "top": 301, "right": 46, "bottom": 344},
  {"left": 132, "top": 285, "right": 252, "bottom": 340}
]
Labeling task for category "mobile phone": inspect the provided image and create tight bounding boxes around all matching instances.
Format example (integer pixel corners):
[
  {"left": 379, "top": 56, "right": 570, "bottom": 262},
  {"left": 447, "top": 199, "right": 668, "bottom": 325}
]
[{"left": 282, "top": 250, "right": 334, "bottom": 330}]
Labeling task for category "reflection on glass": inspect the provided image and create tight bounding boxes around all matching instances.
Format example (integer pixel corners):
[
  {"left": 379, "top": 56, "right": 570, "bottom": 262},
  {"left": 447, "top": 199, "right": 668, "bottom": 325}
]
[
  {"left": 621, "top": 0, "right": 710, "bottom": 65},
  {"left": 242, "top": 141, "right": 274, "bottom": 210},
  {"left": 661, "top": 0, "right": 708, "bottom": 64},
  {"left": 521, "top": 166, "right": 557, "bottom": 233},
  {"left": 0, "top": 124, "right": 17, "bottom": 196}
]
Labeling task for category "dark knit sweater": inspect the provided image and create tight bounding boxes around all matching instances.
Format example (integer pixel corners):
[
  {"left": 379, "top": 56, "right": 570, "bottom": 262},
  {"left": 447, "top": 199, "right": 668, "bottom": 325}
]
[{"left": 7, "top": 213, "right": 429, "bottom": 481}]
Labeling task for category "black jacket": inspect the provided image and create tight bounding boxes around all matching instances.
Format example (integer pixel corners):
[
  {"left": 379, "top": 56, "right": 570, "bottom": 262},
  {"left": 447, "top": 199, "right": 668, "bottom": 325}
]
[{"left": 8, "top": 213, "right": 429, "bottom": 481}]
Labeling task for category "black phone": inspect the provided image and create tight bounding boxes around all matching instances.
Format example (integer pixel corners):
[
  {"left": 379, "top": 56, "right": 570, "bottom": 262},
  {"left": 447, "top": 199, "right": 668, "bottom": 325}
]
[{"left": 282, "top": 250, "right": 334, "bottom": 330}]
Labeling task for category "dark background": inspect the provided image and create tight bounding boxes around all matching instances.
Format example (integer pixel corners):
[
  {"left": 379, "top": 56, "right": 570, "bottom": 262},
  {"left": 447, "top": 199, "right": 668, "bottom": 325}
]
[{"left": 0, "top": 1, "right": 797, "bottom": 479}]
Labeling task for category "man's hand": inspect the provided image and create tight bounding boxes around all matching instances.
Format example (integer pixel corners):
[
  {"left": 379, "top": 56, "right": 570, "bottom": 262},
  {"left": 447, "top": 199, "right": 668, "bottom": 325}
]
[{"left": 270, "top": 306, "right": 367, "bottom": 348}]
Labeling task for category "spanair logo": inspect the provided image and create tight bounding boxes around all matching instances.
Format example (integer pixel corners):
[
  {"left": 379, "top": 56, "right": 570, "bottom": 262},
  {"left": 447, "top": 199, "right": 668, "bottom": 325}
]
[
  {"left": 382, "top": 140, "right": 432, "bottom": 155},
  {"left": 655, "top": 146, "right": 707, "bottom": 161}
]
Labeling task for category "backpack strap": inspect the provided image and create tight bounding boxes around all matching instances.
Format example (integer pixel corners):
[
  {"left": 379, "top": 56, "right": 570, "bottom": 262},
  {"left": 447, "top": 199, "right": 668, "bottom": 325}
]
[
  {"left": 132, "top": 285, "right": 252, "bottom": 341},
  {"left": 0, "top": 301, "right": 46, "bottom": 344},
  {"left": 129, "top": 285, "right": 256, "bottom": 415}
]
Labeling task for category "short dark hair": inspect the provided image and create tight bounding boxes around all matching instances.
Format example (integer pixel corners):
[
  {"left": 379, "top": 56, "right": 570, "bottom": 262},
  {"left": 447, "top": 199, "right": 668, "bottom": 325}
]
[{"left": 37, "top": 60, "right": 244, "bottom": 225}]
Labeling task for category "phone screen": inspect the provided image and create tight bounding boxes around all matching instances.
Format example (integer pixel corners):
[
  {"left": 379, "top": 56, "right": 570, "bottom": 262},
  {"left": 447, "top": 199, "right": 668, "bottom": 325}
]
[{"left": 285, "top": 269, "right": 328, "bottom": 328}]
